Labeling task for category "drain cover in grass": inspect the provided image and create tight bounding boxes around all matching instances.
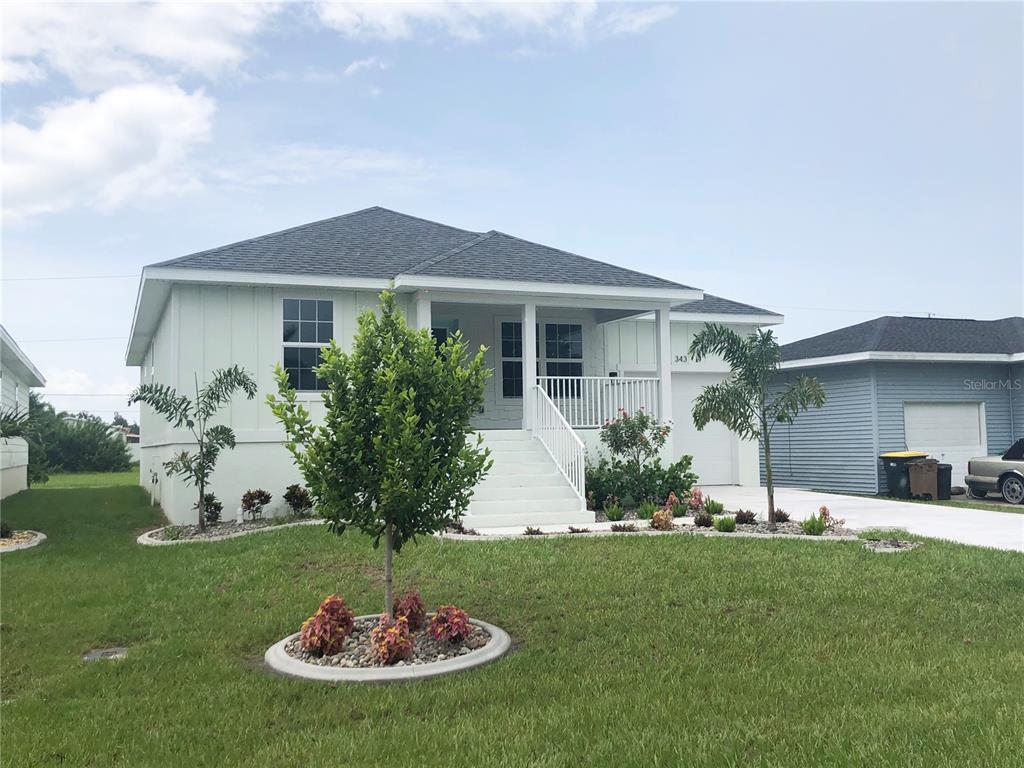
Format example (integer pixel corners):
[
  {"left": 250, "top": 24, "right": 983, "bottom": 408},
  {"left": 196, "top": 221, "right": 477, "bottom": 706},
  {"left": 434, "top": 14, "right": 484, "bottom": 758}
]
[{"left": 83, "top": 647, "right": 127, "bottom": 661}]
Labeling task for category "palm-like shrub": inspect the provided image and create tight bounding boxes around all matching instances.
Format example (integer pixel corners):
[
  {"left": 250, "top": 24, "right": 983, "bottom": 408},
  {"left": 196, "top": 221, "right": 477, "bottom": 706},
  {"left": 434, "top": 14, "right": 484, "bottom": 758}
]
[
  {"left": 129, "top": 366, "right": 257, "bottom": 530},
  {"left": 268, "top": 289, "right": 490, "bottom": 617}
]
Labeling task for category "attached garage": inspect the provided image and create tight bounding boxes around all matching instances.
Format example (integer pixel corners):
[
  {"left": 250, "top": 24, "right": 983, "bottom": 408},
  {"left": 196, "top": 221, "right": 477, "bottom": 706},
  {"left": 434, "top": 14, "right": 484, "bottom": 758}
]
[
  {"left": 903, "top": 401, "right": 987, "bottom": 487},
  {"left": 672, "top": 372, "right": 738, "bottom": 485}
]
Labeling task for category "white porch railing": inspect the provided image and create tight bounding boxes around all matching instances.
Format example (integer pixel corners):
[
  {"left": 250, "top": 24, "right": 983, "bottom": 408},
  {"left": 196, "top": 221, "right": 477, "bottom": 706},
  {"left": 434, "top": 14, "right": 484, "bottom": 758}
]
[
  {"left": 531, "top": 384, "right": 586, "bottom": 504},
  {"left": 536, "top": 376, "right": 661, "bottom": 428}
]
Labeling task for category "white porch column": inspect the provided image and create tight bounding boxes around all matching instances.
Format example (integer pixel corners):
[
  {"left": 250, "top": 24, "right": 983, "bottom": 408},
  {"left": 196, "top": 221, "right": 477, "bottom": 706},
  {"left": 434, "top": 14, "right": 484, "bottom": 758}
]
[
  {"left": 522, "top": 302, "right": 537, "bottom": 431},
  {"left": 655, "top": 305, "right": 673, "bottom": 425},
  {"left": 414, "top": 291, "right": 432, "bottom": 331}
]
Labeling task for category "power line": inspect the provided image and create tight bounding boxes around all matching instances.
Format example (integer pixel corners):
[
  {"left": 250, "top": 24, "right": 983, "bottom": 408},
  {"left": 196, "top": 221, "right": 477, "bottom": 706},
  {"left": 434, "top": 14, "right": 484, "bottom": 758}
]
[
  {"left": 20, "top": 336, "right": 128, "bottom": 343},
  {"left": 0, "top": 274, "right": 136, "bottom": 282}
]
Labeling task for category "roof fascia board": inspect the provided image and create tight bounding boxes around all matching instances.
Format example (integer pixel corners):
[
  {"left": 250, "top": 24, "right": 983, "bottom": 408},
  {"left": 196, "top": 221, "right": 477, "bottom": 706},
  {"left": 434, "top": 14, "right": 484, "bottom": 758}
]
[
  {"left": 393, "top": 273, "right": 701, "bottom": 302},
  {"left": 781, "top": 351, "right": 1019, "bottom": 369},
  {"left": 0, "top": 326, "right": 45, "bottom": 387}
]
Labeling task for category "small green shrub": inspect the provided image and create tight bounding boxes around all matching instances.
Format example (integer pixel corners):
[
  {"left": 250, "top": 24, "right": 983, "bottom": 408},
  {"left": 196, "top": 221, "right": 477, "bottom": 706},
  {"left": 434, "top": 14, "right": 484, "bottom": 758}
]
[
  {"left": 241, "top": 489, "right": 272, "bottom": 520},
  {"left": 775, "top": 508, "right": 790, "bottom": 523},
  {"left": 193, "top": 493, "right": 222, "bottom": 526},
  {"left": 801, "top": 514, "right": 826, "bottom": 536},
  {"left": 283, "top": 484, "right": 313, "bottom": 517},
  {"left": 620, "top": 495, "right": 637, "bottom": 511},
  {"left": 734, "top": 509, "right": 756, "bottom": 525},
  {"left": 693, "top": 510, "right": 713, "bottom": 527},
  {"left": 713, "top": 515, "right": 736, "bottom": 532},
  {"left": 604, "top": 502, "right": 625, "bottom": 522},
  {"left": 0, "top": 520, "right": 12, "bottom": 539},
  {"left": 637, "top": 500, "right": 658, "bottom": 520},
  {"left": 162, "top": 525, "right": 184, "bottom": 540},
  {"left": 610, "top": 522, "right": 637, "bottom": 533},
  {"left": 704, "top": 498, "right": 724, "bottom": 515}
]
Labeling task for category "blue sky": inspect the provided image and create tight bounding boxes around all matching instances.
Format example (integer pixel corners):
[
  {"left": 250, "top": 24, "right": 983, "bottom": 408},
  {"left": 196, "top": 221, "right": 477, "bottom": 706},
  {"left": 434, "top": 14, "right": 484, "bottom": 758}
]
[{"left": 2, "top": 1, "right": 1021, "bottom": 421}]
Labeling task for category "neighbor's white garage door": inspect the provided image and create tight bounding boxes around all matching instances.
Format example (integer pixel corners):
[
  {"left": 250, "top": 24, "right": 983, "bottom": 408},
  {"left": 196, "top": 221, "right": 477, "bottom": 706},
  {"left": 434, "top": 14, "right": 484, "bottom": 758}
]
[
  {"left": 672, "top": 373, "right": 737, "bottom": 485},
  {"left": 903, "top": 402, "right": 987, "bottom": 486}
]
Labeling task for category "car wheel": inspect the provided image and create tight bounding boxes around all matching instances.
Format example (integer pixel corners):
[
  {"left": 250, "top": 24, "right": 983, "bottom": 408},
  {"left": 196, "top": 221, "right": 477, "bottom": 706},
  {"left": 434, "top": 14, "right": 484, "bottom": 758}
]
[
  {"left": 968, "top": 486, "right": 989, "bottom": 500},
  {"left": 1000, "top": 475, "right": 1024, "bottom": 505}
]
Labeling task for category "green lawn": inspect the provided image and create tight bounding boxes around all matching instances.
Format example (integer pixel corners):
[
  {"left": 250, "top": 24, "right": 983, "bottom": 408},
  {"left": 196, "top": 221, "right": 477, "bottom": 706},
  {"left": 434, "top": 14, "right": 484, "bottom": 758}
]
[
  {"left": 2, "top": 485, "right": 1022, "bottom": 767},
  {"left": 35, "top": 465, "right": 139, "bottom": 489}
]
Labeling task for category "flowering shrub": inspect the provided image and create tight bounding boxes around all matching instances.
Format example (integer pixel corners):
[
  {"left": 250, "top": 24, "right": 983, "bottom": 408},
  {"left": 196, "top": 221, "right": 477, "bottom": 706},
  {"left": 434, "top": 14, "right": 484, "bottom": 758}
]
[
  {"left": 664, "top": 491, "right": 685, "bottom": 517},
  {"left": 283, "top": 484, "right": 313, "bottom": 517},
  {"left": 370, "top": 614, "right": 414, "bottom": 664},
  {"left": 393, "top": 589, "right": 426, "bottom": 632},
  {"left": 734, "top": 509, "right": 756, "bottom": 525},
  {"left": 818, "top": 505, "right": 846, "bottom": 530},
  {"left": 241, "top": 488, "right": 272, "bottom": 520},
  {"left": 428, "top": 604, "right": 472, "bottom": 644},
  {"left": 650, "top": 508, "right": 674, "bottom": 531},
  {"left": 299, "top": 594, "right": 355, "bottom": 656},
  {"left": 687, "top": 488, "right": 704, "bottom": 511}
]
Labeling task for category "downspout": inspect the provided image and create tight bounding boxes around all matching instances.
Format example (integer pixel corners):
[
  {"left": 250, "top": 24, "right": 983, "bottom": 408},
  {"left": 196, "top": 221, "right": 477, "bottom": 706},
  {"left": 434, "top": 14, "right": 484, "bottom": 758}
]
[{"left": 869, "top": 363, "right": 880, "bottom": 493}]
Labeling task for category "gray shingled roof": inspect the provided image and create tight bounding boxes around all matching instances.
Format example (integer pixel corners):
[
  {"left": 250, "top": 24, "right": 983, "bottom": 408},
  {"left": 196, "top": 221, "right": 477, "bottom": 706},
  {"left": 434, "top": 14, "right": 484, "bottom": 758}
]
[
  {"left": 151, "top": 206, "right": 691, "bottom": 290},
  {"left": 782, "top": 316, "right": 1024, "bottom": 361},
  {"left": 672, "top": 293, "right": 780, "bottom": 316}
]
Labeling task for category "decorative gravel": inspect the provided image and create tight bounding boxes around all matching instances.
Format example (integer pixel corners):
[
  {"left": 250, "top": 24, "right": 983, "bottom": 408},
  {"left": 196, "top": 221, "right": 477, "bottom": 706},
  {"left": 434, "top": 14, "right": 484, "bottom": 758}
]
[
  {"left": 147, "top": 517, "right": 315, "bottom": 542},
  {"left": 0, "top": 530, "right": 46, "bottom": 552},
  {"left": 862, "top": 537, "right": 921, "bottom": 553},
  {"left": 284, "top": 616, "right": 491, "bottom": 668}
]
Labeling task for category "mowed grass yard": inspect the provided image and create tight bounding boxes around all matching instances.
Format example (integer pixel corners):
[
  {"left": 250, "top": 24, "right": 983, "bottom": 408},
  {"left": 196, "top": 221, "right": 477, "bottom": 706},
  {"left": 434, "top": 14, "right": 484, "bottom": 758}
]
[
  {"left": 35, "top": 465, "right": 139, "bottom": 489},
  {"left": 2, "top": 484, "right": 1023, "bottom": 768}
]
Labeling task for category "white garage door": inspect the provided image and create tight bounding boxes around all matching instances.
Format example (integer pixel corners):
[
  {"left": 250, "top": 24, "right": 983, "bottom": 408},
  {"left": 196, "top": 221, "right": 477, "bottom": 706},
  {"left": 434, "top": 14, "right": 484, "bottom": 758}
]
[
  {"left": 672, "top": 373, "right": 737, "bottom": 485},
  {"left": 903, "top": 402, "right": 987, "bottom": 485}
]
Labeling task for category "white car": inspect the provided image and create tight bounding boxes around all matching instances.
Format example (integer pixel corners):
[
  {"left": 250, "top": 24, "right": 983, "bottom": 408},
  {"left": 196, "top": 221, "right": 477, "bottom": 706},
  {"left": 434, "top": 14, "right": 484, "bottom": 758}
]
[{"left": 965, "top": 438, "right": 1024, "bottom": 504}]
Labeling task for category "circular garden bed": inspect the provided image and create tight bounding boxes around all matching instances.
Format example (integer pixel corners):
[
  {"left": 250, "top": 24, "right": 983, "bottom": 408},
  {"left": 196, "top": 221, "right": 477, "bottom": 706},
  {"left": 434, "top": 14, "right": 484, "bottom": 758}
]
[{"left": 0, "top": 530, "right": 46, "bottom": 553}]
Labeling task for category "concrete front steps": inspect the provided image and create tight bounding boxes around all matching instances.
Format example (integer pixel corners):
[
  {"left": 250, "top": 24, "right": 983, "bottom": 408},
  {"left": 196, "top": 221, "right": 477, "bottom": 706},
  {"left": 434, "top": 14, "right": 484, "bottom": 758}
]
[{"left": 464, "top": 429, "right": 593, "bottom": 528}]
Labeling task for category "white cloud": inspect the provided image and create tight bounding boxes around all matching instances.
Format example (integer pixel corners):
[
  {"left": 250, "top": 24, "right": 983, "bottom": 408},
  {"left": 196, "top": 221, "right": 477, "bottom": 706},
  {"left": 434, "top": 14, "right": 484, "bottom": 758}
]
[
  {"left": 2, "top": 83, "right": 215, "bottom": 220},
  {"left": 344, "top": 55, "right": 387, "bottom": 76},
  {"left": 314, "top": 1, "right": 674, "bottom": 42},
  {"left": 2, "top": 2, "right": 280, "bottom": 90}
]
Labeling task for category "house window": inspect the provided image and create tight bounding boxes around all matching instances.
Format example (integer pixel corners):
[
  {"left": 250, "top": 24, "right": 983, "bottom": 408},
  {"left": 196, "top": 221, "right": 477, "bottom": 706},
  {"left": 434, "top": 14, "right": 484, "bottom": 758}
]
[
  {"left": 500, "top": 321, "right": 523, "bottom": 398},
  {"left": 431, "top": 319, "right": 460, "bottom": 349},
  {"left": 543, "top": 324, "right": 583, "bottom": 397},
  {"left": 283, "top": 299, "right": 333, "bottom": 391}
]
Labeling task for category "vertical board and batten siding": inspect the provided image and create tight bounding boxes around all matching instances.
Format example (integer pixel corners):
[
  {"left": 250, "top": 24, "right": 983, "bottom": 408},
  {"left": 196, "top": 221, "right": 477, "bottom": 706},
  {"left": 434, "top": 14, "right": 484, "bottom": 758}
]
[
  {"left": 1011, "top": 364, "right": 1024, "bottom": 442},
  {"left": 873, "top": 361, "right": 1015, "bottom": 492},
  {"left": 758, "top": 363, "right": 878, "bottom": 493}
]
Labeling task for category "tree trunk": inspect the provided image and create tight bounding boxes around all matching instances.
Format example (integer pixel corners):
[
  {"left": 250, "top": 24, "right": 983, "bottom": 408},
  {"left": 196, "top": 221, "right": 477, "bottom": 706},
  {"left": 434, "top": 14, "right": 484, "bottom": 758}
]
[
  {"left": 383, "top": 523, "right": 394, "bottom": 618},
  {"left": 764, "top": 435, "right": 776, "bottom": 532},
  {"left": 197, "top": 481, "right": 206, "bottom": 532}
]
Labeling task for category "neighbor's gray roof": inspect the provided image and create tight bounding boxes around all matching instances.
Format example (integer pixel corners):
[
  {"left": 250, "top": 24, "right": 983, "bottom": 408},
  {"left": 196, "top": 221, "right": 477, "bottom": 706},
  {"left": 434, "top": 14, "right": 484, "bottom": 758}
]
[
  {"left": 151, "top": 206, "right": 691, "bottom": 291},
  {"left": 672, "top": 293, "right": 780, "bottom": 316},
  {"left": 782, "top": 316, "right": 1024, "bottom": 361}
]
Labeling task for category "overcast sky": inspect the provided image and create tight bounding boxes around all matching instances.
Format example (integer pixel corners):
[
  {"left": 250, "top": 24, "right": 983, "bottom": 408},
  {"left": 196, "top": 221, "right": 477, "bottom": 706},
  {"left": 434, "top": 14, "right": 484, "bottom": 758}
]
[{"left": 2, "top": 1, "right": 1021, "bottom": 423}]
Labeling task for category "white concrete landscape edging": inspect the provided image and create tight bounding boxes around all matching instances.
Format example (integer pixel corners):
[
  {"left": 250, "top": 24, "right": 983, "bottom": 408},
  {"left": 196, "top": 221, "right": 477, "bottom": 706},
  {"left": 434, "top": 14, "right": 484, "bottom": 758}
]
[
  {"left": 0, "top": 531, "right": 47, "bottom": 553},
  {"left": 264, "top": 617, "right": 512, "bottom": 684},
  {"left": 440, "top": 528, "right": 860, "bottom": 543},
  {"left": 137, "top": 519, "right": 323, "bottom": 546}
]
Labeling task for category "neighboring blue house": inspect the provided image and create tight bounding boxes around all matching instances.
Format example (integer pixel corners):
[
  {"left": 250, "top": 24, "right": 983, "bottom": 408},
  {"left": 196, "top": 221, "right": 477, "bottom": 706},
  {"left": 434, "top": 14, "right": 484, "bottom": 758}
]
[{"left": 762, "top": 316, "right": 1024, "bottom": 494}]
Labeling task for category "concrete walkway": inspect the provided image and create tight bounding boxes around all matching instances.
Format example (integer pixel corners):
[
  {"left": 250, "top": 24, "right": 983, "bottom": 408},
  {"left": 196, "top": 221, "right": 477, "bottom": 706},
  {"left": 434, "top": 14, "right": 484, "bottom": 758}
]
[{"left": 702, "top": 486, "right": 1024, "bottom": 553}]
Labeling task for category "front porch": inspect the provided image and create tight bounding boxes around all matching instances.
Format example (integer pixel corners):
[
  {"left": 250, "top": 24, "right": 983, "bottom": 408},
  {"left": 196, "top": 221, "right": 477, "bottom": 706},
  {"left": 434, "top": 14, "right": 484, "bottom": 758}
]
[{"left": 409, "top": 290, "right": 679, "bottom": 527}]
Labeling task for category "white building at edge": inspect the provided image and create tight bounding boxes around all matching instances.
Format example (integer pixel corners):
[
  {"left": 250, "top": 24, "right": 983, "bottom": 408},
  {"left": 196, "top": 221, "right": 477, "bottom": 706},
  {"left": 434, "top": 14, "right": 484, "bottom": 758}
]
[
  {"left": 1, "top": 325, "right": 45, "bottom": 499},
  {"left": 125, "top": 207, "right": 782, "bottom": 526}
]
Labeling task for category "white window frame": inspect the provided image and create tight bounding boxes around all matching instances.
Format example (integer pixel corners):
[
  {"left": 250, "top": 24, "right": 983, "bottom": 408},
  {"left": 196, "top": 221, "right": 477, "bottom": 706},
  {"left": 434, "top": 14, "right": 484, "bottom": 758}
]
[
  {"left": 281, "top": 297, "right": 334, "bottom": 392},
  {"left": 494, "top": 317, "right": 585, "bottom": 402}
]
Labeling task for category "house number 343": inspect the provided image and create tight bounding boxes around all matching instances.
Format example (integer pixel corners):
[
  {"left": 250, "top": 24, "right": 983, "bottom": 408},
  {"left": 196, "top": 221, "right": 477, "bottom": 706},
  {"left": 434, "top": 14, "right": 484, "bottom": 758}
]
[{"left": 674, "top": 354, "right": 688, "bottom": 363}]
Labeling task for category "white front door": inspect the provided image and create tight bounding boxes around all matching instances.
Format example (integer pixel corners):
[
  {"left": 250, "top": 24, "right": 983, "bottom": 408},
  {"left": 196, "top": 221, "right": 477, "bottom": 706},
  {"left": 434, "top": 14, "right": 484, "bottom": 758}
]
[
  {"left": 903, "top": 401, "right": 987, "bottom": 485},
  {"left": 672, "top": 372, "right": 737, "bottom": 485}
]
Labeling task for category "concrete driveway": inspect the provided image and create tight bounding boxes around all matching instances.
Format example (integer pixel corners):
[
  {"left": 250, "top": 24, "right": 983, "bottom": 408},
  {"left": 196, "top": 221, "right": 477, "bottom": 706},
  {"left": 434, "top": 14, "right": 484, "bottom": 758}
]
[{"left": 702, "top": 486, "right": 1024, "bottom": 553}]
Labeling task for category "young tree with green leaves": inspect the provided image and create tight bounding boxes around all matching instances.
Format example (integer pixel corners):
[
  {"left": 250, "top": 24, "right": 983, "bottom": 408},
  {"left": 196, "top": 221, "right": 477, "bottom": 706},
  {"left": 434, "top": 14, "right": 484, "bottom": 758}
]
[
  {"left": 129, "top": 366, "right": 257, "bottom": 530},
  {"left": 689, "top": 324, "right": 826, "bottom": 529},
  {"left": 268, "top": 290, "right": 491, "bottom": 617}
]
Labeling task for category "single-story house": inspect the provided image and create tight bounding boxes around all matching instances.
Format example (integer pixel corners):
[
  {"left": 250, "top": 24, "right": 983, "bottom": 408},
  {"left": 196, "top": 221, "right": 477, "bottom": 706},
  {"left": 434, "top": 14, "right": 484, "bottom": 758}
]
[
  {"left": 1, "top": 325, "right": 45, "bottom": 499},
  {"left": 126, "top": 206, "right": 781, "bottom": 525},
  {"left": 762, "top": 315, "right": 1023, "bottom": 494}
]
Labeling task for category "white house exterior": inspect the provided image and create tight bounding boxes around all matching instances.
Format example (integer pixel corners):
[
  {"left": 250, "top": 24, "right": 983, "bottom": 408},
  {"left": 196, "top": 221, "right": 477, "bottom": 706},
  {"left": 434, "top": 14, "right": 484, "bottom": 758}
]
[
  {"left": 1, "top": 325, "right": 45, "bottom": 499},
  {"left": 125, "top": 207, "right": 781, "bottom": 526}
]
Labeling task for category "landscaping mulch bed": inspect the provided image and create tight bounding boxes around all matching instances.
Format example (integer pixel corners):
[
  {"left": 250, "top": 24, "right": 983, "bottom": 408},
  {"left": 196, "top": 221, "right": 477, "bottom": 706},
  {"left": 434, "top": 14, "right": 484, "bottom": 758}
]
[
  {"left": 0, "top": 531, "right": 44, "bottom": 550},
  {"left": 283, "top": 616, "right": 491, "bottom": 668},
  {"left": 862, "top": 537, "right": 921, "bottom": 553},
  {"left": 150, "top": 518, "right": 312, "bottom": 542}
]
